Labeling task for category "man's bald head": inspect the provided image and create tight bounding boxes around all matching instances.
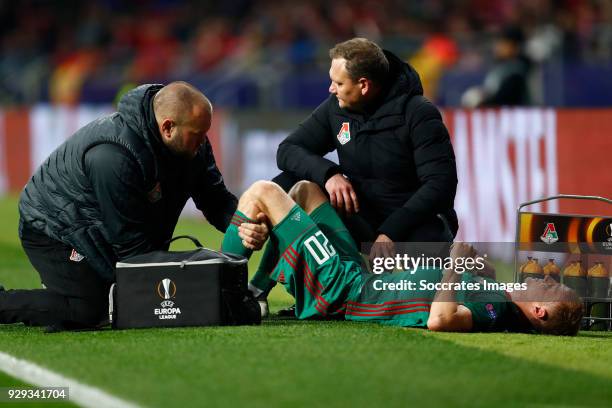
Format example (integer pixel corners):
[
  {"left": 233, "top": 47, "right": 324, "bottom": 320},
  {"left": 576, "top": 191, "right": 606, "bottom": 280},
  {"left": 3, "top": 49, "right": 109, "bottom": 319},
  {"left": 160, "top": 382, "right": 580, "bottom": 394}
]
[
  {"left": 153, "top": 81, "right": 212, "bottom": 125},
  {"left": 153, "top": 81, "right": 213, "bottom": 159}
]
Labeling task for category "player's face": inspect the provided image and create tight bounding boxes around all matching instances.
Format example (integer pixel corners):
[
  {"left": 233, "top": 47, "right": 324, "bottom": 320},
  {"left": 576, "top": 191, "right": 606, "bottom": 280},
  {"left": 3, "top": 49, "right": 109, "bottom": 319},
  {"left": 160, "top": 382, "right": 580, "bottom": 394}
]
[
  {"left": 516, "top": 275, "right": 566, "bottom": 302},
  {"left": 329, "top": 58, "right": 364, "bottom": 110}
]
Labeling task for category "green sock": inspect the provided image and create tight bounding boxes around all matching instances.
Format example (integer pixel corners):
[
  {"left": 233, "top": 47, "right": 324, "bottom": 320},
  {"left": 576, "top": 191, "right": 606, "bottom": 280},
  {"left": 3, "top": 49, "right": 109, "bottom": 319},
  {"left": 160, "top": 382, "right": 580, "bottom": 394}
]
[
  {"left": 249, "top": 239, "right": 279, "bottom": 296},
  {"left": 221, "top": 210, "right": 256, "bottom": 258}
]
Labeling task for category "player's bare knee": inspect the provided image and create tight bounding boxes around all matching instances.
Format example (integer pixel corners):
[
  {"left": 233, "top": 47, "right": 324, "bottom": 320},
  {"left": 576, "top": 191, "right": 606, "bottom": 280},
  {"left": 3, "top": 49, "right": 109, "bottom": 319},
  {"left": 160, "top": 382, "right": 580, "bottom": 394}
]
[
  {"left": 236, "top": 194, "right": 260, "bottom": 219},
  {"left": 288, "top": 180, "right": 313, "bottom": 206},
  {"left": 297, "top": 182, "right": 328, "bottom": 213},
  {"left": 289, "top": 180, "right": 324, "bottom": 208},
  {"left": 253, "top": 180, "right": 284, "bottom": 199},
  {"left": 238, "top": 181, "right": 271, "bottom": 215},
  {"left": 243, "top": 180, "right": 270, "bottom": 200},
  {"left": 244, "top": 180, "right": 285, "bottom": 210}
]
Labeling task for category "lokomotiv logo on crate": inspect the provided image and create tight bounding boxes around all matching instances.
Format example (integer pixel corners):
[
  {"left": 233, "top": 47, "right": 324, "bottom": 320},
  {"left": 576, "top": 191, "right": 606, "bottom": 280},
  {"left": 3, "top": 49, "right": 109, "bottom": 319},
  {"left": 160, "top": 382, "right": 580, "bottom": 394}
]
[
  {"left": 541, "top": 223, "right": 559, "bottom": 244},
  {"left": 519, "top": 213, "right": 612, "bottom": 254}
]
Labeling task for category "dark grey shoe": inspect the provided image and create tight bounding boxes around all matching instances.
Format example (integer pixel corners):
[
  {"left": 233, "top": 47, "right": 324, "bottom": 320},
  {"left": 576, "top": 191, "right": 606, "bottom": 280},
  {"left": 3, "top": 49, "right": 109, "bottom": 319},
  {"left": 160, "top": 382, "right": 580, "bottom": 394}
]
[{"left": 0, "top": 285, "right": 5, "bottom": 292}]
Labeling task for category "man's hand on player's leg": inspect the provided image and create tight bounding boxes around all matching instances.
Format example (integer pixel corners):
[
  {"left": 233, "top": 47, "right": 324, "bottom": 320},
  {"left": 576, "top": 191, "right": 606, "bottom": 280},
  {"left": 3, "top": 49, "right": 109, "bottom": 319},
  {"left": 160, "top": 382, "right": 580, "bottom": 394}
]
[{"left": 238, "top": 213, "right": 270, "bottom": 250}]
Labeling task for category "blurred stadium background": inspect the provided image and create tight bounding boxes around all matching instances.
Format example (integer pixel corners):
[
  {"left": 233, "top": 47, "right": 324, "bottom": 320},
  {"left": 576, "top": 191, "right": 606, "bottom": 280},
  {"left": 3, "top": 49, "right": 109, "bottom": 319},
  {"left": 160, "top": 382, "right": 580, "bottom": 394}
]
[
  {"left": 0, "top": 2, "right": 611, "bottom": 406},
  {"left": 2, "top": 0, "right": 612, "bottom": 106},
  {"left": 0, "top": 0, "right": 610, "bottom": 242}
]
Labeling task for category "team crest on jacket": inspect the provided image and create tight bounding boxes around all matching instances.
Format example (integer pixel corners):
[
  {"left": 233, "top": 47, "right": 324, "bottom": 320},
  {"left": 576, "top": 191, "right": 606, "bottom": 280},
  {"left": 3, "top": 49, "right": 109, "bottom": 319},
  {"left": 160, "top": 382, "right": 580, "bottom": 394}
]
[
  {"left": 69, "top": 249, "right": 85, "bottom": 262},
  {"left": 147, "top": 182, "right": 163, "bottom": 203},
  {"left": 337, "top": 122, "right": 351, "bottom": 145}
]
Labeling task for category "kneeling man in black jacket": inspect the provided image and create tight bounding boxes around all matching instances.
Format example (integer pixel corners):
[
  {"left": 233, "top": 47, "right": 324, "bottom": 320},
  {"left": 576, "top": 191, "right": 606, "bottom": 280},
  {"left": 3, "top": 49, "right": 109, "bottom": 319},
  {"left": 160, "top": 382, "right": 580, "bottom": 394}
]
[{"left": 0, "top": 82, "right": 267, "bottom": 331}]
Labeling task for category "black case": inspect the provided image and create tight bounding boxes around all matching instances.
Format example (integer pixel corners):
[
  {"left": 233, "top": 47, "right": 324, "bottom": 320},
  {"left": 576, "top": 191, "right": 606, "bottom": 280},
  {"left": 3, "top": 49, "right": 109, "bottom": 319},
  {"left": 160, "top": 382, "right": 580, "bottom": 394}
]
[{"left": 110, "top": 236, "right": 261, "bottom": 329}]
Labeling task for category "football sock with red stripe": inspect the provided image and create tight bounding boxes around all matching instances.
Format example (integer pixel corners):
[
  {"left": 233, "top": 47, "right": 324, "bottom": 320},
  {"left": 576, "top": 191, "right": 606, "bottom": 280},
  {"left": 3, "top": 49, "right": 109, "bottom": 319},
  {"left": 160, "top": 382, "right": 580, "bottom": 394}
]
[
  {"left": 249, "top": 239, "right": 279, "bottom": 296},
  {"left": 221, "top": 210, "right": 256, "bottom": 258}
]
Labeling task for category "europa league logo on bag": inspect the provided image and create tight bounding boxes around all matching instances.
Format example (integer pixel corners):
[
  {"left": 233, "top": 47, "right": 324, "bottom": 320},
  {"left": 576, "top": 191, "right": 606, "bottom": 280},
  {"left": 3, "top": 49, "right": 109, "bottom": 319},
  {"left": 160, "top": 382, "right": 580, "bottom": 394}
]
[
  {"left": 154, "top": 279, "right": 182, "bottom": 319},
  {"left": 157, "top": 278, "right": 177, "bottom": 300},
  {"left": 157, "top": 278, "right": 177, "bottom": 308}
]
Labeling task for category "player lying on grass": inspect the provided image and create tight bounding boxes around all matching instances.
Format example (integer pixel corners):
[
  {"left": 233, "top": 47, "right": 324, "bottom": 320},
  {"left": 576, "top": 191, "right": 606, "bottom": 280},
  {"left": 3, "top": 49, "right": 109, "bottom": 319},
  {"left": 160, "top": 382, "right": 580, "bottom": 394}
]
[{"left": 221, "top": 180, "right": 583, "bottom": 335}]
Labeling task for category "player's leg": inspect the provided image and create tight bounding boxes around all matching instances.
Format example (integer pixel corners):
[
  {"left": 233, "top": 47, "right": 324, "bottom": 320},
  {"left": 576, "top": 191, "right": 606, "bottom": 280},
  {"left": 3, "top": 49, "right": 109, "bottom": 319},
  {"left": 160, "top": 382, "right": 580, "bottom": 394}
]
[
  {"left": 248, "top": 241, "right": 278, "bottom": 298},
  {"left": 224, "top": 180, "right": 360, "bottom": 320},
  {"left": 221, "top": 180, "right": 302, "bottom": 317},
  {"left": 230, "top": 180, "right": 325, "bottom": 266},
  {"left": 240, "top": 180, "right": 296, "bottom": 225},
  {"left": 229, "top": 180, "right": 334, "bottom": 318},
  {"left": 262, "top": 181, "right": 364, "bottom": 318},
  {"left": 291, "top": 181, "right": 362, "bottom": 264},
  {"left": 250, "top": 180, "right": 361, "bottom": 294},
  {"left": 288, "top": 180, "right": 328, "bottom": 214},
  {"left": 247, "top": 181, "right": 330, "bottom": 308},
  {"left": 221, "top": 180, "right": 295, "bottom": 258}
]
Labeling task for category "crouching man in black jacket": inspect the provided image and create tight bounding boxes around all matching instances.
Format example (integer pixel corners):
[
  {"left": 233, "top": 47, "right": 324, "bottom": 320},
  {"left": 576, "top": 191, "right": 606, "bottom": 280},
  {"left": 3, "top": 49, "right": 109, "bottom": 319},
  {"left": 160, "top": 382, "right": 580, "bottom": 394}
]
[
  {"left": 0, "top": 82, "right": 268, "bottom": 331},
  {"left": 248, "top": 39, "right": 458, "bottom": 310},
  {"left": 273, "top": 38, "right": 458, "bottom": 260}
]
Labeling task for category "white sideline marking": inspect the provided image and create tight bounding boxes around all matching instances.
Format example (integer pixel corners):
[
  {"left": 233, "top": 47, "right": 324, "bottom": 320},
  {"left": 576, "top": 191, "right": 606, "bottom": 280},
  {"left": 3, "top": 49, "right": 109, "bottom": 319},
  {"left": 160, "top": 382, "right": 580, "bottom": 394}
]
[{"left": 0, "top": 351, "right": 141, "bottom": 408}]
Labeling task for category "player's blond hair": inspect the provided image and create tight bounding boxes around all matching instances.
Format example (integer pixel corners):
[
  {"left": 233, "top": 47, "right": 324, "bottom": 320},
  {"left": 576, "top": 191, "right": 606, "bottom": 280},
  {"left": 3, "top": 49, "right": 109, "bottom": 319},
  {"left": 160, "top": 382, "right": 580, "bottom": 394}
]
[{"left": 538, "top": 285, "right": 583, "bottom": 336}]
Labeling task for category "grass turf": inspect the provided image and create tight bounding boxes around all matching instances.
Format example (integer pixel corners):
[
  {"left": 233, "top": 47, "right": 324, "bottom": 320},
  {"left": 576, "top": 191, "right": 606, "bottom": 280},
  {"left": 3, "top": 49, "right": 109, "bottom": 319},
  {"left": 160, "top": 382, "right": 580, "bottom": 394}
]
[{"left": 0, "top": 195, "right": 611, "bottom": 407}]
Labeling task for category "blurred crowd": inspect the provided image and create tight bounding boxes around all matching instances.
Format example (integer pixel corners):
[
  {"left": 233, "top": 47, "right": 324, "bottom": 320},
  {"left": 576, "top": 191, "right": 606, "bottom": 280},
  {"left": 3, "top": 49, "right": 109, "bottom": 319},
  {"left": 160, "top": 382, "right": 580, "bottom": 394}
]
[{"left": 1, "top": 0, "right": 611, "bottom": 106}]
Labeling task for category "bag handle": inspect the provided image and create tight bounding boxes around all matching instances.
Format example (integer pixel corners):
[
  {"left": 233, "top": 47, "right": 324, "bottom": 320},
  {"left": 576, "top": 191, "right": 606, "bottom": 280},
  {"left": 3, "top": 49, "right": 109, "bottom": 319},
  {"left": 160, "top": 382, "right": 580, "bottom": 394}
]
[{"left": 166, "top": 235, "right": 203, "bottom": 248}]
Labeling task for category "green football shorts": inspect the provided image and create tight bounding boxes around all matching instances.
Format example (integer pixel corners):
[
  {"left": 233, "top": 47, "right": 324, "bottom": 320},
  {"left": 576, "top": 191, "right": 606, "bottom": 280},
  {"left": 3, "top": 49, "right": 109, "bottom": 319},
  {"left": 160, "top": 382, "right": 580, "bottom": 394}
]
[{"left": 268, "top": 203, "right": 364, "bottom": 319}]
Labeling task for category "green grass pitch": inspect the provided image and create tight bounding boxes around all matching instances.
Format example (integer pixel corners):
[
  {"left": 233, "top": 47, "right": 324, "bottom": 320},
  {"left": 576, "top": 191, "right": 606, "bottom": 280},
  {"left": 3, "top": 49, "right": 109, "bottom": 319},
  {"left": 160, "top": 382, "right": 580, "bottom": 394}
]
[{"left": 0, "top": 196, "right": 611, "bottom": 407}]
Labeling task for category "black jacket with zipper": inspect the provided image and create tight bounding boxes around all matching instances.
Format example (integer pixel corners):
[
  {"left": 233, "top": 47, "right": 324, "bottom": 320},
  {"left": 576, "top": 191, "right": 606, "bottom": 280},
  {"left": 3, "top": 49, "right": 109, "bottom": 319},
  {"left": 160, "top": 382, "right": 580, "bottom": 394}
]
[
  {"left": 277, "top": 51, "right": 458, "bottom": 241},
  {"left": 18, "top": 84, "right": 237, "bottom": 281}
]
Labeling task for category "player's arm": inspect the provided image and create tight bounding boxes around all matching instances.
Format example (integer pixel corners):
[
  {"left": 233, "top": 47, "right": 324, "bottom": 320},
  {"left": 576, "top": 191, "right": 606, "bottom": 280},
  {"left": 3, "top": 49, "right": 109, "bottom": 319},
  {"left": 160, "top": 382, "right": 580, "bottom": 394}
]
[
  {"left": 427, "top": 243, "right": 475, "bottom": 332},
  {"left": 276, "top": 97, "right": 340, "bottom": 186},
  {"left": 426, "top": 271, "right": 473, "bottom": 332}
]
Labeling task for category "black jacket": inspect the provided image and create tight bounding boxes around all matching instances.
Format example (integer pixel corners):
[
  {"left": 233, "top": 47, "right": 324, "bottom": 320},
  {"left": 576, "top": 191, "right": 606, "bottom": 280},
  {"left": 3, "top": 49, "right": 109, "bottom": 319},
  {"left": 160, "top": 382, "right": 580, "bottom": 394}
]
[
  {"left": 277, "top": 51, "right": 458, "bottom": 241},
  {"left": 19, "top": 84, "right": 237, "bottom": 281}
]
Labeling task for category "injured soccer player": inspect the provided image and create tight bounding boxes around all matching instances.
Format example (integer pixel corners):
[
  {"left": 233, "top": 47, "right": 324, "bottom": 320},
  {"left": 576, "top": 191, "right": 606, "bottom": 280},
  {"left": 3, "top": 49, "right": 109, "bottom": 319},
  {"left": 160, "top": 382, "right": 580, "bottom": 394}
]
[{"left": 221, "top": 180, "right": 584, "bottom": 335}]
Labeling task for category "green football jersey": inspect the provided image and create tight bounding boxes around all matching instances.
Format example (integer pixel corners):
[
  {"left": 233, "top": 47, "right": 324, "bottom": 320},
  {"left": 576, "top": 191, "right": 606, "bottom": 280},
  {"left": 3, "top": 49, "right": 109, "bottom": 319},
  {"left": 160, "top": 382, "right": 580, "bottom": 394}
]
[
  {"left": 263, "top": 203, "right": 519, "bottom": 332},
  {"left": 347, "top": 271, "right": 519, "bottom": 331}
]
